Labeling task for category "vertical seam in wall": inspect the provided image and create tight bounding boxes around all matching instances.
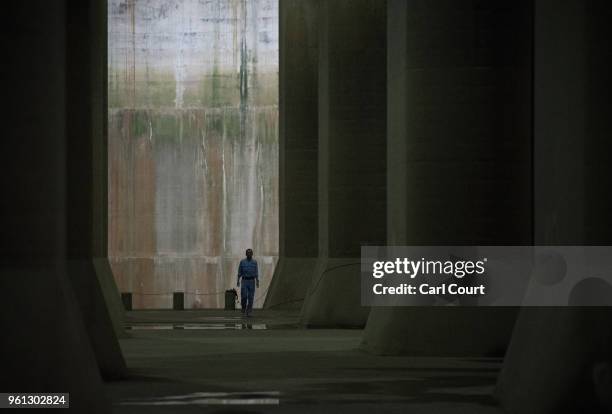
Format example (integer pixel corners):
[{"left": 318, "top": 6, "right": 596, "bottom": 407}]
[
  {"left": 317, "top": 0, "right": 329, "bottom": 257},
  {"left": 530, "top": 0, "right": 535, "bottom": 245},
  {"left": 278, "top": 0, "right": 286, "bottom": 256}
]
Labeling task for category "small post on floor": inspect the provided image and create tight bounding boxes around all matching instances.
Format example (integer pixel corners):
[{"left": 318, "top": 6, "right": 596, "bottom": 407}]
[
  {"left": 121, "top": 292, "right": 132, "bottom": 311},
  {"left": 225, "top": 289, "right": 238, "bottom": 310},
  {"left": 173, "top": 292, "right": 184, "bottom": 310}
]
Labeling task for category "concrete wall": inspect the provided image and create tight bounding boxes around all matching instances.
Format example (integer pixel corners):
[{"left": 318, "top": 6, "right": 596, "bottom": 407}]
[{"left": 108, "top": 0, "right": 279, "bottom": 309}]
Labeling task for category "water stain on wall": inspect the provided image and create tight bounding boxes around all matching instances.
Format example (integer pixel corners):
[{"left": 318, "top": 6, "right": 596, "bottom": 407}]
[{"left": 108, "top": 0, "right": 279, "bottom": 308}]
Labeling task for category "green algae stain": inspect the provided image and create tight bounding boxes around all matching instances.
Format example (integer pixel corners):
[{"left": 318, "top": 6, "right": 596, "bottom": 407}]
[
  {"left": 145, "top": 73, "right": 177, "bottom": 108},
  {"left": 131, "top": 111, "right": 151, "bottom": 137},
  {"left": 198, "top": 73, "right": 241, "bottom": 108},
  {"left": 223, "top": 110, "right": 242, "bottom": 140},
  {"left": 108, "top": 69, "right": 176, "bottom": 109},
  {"left": 153, "top": 113, "right": 179, "bottom": 141}
]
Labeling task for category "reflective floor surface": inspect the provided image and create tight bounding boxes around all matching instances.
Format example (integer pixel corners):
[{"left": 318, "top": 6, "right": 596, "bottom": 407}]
[{"left": 105, "top": 309, "right": 503, "bottom": 413}]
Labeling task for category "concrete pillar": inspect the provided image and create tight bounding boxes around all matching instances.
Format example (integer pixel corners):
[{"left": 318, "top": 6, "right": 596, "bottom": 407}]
[
  {"left": 65, "top": 0, "right": 127, "bottom": 380},
  {"left": 264, "top": 0, "right": 320, "bottom": 311},
  {"left": 300, "top": 0, "right": 387, "bottom": 327},
  {"left": 0, "top": 1, "right": 113, "bottom": 411},
  {"left": 362, "top": 0, "right": 533, "bottom": 355},
  {"left": 497, "top": 1, "right": 612, "bottom": 412}
]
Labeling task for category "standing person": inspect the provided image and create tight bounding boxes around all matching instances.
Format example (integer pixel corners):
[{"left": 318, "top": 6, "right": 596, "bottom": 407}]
[{"left": 237, "top": 248, "right": 259, "bottom": 317}]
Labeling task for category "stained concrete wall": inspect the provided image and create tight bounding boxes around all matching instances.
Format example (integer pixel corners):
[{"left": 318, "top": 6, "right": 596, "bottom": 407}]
[
  {"left": 300, "top": 0, "right": 387, "bottom": 327},
  {"left": 362, "top": 0, "right": 533, "bottom": 355},
  {"left": 108, "top": 0, "right": 279, "bottom": 309},
  {"left": 1, "top": 0, "right": 124, "bottom": 410}
]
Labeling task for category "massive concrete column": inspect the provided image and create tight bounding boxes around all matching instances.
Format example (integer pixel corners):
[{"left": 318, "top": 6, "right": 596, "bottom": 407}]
[
  {"left": 497, "top": 1, "right": 612, "bottom": 412},
  {"left": 362, "top": 0, "right": 533, "bottom": 355},
  {"left": 0, "top": 1, "right": 115, "bottom": 411},
  {"left": 264, "top": 0, "right": 319, "bottom": 310},
  {"left": 300, "top": 0, "right": 387, "bottom": 327},
  {"left": 66, "top": 0, "right": 127, "bottom": 380}
]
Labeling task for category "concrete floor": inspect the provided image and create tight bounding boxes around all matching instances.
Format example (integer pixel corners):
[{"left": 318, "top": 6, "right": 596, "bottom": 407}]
[{"left": 105, "top": 310, "right": 504, "bottom": 413}]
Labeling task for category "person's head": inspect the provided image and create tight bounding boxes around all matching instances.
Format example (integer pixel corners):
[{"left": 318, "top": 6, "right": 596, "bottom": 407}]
[{"left": 246, "top": 249, "right": 253, "bottom": 260}]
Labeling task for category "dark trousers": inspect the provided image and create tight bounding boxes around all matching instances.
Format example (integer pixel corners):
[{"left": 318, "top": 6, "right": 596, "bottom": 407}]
[{"left": 240, "top": 279, "right": 256, "bottom": 314}]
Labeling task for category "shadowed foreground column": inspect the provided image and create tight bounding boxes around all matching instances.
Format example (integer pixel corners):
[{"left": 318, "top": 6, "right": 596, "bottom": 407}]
[
  {"left": 497, "top": 1, "right": 612, "bottom": 413},
  {"left": 300, "top": 0, "right": 386, "bottom": 327},
  {"left": 0, "top": 1, "right": 116, "bottom": 411},
  {"left": 362, "top": 0, "right": 533, "bottom": 355}
]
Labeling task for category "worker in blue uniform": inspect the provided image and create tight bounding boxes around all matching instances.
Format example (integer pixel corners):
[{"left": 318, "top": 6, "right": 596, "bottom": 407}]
[{"left": 237, "top": 248, "right": 259, "bottom": 317}]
